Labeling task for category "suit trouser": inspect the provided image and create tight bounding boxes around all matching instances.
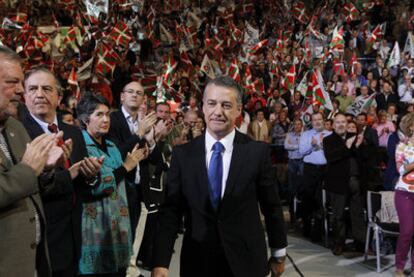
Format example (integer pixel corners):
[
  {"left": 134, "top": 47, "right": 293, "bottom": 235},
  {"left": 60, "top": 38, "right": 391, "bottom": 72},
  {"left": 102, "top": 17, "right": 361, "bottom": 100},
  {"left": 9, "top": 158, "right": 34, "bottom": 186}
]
[
  {"left": 287, "top": 159, "right": 303, "bottom": 217},
  {"left": 330, "top": 176, "right": 366, "bottom": 246},
  {"left": 299, "top": 163, "right": 325, "bottom": 235},
  {"left": 126, "top": 202, "right": 148, "bottom": 277}
]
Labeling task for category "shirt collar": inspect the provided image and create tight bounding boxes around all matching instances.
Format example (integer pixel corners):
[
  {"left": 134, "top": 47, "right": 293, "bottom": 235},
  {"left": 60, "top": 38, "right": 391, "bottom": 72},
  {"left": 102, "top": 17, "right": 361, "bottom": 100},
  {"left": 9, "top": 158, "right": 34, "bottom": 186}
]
[
  {"left": 121, "top": 106, "right": 138, "bottom": 123},
  {"left": 205, "top": 128, "right": 235, "bottom": 153},
  {"left": 30, "top": 113, "right": 58, "bottom": 133}
]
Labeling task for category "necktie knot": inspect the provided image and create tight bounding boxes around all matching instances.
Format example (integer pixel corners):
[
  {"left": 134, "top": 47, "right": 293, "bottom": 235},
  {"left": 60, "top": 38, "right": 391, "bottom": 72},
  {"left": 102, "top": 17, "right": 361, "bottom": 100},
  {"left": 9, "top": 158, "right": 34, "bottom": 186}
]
[
  {"left": 212, "top": 141, "right": 224, "bottom": 153},
  {"left": 48, "top": 123, "right": 58, "bottom": 134}
]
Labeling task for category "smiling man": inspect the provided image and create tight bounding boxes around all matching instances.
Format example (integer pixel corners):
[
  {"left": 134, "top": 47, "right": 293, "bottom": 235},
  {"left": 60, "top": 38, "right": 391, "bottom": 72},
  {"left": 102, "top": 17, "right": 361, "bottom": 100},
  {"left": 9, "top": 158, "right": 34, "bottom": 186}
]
[{"left": 152, "top": 76, "right": 287, "bottom": 277}]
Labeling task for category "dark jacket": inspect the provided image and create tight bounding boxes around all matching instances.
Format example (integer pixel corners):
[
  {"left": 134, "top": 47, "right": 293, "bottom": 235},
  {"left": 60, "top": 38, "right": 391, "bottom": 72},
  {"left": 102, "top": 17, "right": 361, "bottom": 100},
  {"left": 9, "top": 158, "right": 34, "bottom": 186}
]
[
  {"left": 21, "top": 113, "right": 88, "bottom": 271},
  {"left": 323, "top": 132, "right": 361, "bottom": 194},
  {"left": 153, "top": 131, "right": 287, "bottom": 277}
]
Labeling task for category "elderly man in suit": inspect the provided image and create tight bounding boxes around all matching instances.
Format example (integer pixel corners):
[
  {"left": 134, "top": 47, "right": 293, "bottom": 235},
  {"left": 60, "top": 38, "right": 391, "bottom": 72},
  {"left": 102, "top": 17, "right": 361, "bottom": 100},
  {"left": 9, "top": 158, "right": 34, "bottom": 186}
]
[
  {"left": 0, "top": 46, "right": 66, "bottom": 277},
  {"left": 152, "top": 76, "right": 287, "bottom": 277},
  {"left": 21, "top": 67, "right": 102, "bottom": 277}
]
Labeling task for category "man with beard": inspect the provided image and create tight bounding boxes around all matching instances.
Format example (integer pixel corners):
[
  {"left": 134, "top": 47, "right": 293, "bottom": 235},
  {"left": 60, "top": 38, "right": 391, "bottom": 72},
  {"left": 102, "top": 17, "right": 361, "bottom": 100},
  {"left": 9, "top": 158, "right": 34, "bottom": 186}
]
[
  {"left": 323, "top": 113, "right": 366, "bottom": 255},
  {"left": 0, "top": 46, "right": 65, "bottom": 277}
]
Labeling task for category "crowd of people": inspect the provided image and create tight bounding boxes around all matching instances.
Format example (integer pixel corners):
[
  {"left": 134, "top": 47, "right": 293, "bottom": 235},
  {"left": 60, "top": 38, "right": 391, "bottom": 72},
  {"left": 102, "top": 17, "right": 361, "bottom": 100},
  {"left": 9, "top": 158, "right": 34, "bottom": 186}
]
[{"left": 2, "top": 0, "right": 414, "bottom": 276}]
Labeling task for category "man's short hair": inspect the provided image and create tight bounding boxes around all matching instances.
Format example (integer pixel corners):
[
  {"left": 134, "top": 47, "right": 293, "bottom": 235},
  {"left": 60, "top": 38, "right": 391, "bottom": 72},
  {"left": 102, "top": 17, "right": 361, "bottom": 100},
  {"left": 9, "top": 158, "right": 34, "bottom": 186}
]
[
  {"left": 24, "top": 66, "right": 63, "bottom": 96},
  {"left": 204, "top": 75, "right": 243, "bottom": 105},
  {"left": 311, "top": 112, "right": 324, "bottom": 120},
  {"left": 0, "top": 46, "right": 21, "bottom": 63},
  {"left": 156, "top": 101, "right": 170, "bottom": 111},
  {"left": 357, "top": 112, "right": 367, "bottom": 120}
]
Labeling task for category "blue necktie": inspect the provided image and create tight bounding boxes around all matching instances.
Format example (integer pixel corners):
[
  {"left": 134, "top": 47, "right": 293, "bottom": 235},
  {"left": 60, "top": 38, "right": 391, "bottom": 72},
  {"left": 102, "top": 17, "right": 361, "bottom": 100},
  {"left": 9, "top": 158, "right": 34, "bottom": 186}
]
[{"left": 208, "top": 141, "right": 224, "bottom": 210}]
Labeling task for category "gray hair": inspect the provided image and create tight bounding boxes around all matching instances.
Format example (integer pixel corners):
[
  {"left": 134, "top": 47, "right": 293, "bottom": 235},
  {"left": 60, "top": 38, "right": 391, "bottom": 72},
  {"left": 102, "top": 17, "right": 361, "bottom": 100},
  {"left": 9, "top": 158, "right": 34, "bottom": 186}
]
[
  {"left": 203, "top": 75, "right": 243, "bottom": 105},
  {"left": 76, "top": 92, "right": 110, "bottom": 129},
  {"left": 0, "top": 45, "right": 21, "bottom": 63},
  {"left": 24, "top": 66, "right": 63, "bottom": 96}
]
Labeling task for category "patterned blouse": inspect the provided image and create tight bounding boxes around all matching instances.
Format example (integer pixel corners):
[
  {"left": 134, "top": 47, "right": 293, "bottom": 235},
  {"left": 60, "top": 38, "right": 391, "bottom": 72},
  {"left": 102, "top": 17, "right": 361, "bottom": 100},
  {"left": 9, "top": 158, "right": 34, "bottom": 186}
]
[{"left": 395, "top": 141, "right": 414, "bottom": 193}]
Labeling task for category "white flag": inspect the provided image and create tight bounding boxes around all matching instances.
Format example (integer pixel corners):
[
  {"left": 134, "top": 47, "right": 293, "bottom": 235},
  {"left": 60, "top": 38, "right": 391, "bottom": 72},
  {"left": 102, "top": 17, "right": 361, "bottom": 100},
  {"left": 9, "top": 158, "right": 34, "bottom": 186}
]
[
  {"left": 387, "top": 41, "right": 401, "bottom": 68},
  {"left": 297, "top": 72, "right": 308, "bottom": 96},
  {"left": 346, "top": 93, "right": 377, "bottom": 116},
  {"left": 404, "top": 32, "right": 414, "bottom": 58},
  {"left": 201, "top": 54, "right": 216, "bottom": 79}
]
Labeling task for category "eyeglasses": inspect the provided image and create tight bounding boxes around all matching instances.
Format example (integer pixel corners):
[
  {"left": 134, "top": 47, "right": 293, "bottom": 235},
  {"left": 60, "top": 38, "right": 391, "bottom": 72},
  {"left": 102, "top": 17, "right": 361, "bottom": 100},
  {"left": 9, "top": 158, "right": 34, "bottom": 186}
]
[{"left": 123, "top": 89, "right": 145, "bottom": 96}]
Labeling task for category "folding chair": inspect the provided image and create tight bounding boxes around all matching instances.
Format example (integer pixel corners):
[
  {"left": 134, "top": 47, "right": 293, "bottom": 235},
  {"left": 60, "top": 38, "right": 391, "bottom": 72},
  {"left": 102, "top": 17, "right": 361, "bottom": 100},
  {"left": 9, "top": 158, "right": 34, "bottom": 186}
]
[{"left": 364, "top": 191, "right": 399, "bottom": 273}]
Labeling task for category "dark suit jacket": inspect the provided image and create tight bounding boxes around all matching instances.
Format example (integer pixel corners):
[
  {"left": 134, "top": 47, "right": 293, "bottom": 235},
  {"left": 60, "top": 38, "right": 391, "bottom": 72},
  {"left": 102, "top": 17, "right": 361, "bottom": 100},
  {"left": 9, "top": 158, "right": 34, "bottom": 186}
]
[
  {"left": 21, "top": 113, "right": 88, "bottom": 271},
  {"left": 153, "top": 131, "right": 287, "bottom": 277},
  {"left": 323, "top": 132, "right": 362, "bottom": 194},
  {"left": 107, "top": 109, "right": 164, "bottom": 208},
  {"left": 360, "top": 126, "right": 381, "bottom": 190},
  {"left": 376, "top": 92, "right": 399, "bottom": 111},
  {"left": 0, "top": 117, "right": 52, "bottom": 277}
]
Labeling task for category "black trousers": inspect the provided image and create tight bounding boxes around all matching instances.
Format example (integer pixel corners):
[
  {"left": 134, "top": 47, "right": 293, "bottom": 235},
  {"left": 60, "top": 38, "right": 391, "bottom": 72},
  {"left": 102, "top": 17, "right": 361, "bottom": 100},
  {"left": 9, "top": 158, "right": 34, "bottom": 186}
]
[
  {"left": 330, "top": 176, "right": 366, "bottom": 246},
  {"left": 299, "top": 163, "right": 325, "bottom": 236}
]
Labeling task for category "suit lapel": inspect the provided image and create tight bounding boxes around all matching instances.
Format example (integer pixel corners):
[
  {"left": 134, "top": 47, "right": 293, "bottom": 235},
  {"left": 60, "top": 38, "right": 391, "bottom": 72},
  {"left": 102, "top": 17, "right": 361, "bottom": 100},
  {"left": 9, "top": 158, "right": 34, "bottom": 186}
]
[
  {"left": 222, "top": 131, "right": 247, "bottom": 204},
  {"left": 193, "top": 135, "right": 216, "bottom": 214},
  {"left": 117, "top": 110, "right": 134, "bottom": 136}
]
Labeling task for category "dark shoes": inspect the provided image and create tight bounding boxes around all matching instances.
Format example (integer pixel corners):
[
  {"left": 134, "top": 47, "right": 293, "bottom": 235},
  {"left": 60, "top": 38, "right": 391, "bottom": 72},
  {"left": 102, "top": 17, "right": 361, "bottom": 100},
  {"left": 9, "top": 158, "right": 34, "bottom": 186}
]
[{"left": 332, "top": 244, "right": 344, "bottom": 256}]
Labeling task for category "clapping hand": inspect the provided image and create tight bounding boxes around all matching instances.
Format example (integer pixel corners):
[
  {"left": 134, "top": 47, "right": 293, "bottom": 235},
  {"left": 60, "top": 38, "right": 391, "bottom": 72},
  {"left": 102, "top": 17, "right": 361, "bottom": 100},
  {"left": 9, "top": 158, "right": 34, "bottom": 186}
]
[
  {"left": 123, "top": 144, "right": 149, "bottom": 172},
  {"left": 136, "top": 112, "right": 158, "bottom": 138}
]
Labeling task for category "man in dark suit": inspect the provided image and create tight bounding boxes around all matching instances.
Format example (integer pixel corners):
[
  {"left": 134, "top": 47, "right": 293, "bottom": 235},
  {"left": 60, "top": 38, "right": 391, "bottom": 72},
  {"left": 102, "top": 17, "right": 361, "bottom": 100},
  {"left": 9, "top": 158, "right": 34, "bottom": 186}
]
[
  {"left": 375, "top": 80, "right": 399, "bottom": 111},
  {"left": 152, "top": 76, "right": 287, "bottom": 277},
  {"left": 21, "top": 67, "right": 102, "bottom": 277},
  {"left": 356, "top": 112, "right": 381, "bottom": 191},
  {"left": 0, "top": 46, "right": 66, "bottom": 277},
  {"left": 107, "top": 80, "right": 166, "bottom": 276},
  {"left": 323, "top": 113, "right": 366, "bottom": 256}
]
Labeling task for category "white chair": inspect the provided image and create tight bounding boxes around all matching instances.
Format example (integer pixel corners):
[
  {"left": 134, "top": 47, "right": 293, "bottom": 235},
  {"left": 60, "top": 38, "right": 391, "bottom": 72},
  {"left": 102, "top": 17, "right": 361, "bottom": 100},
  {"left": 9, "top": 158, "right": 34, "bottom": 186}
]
[{"left": 364, "top": 191, "right": 399, "bottom": 273}]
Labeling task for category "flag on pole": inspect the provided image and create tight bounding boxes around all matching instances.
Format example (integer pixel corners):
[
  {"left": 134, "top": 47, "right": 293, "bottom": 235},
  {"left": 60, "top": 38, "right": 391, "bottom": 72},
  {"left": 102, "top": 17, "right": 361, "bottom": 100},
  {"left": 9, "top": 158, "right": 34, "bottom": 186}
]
[
  {"left": 387, "top": 41, "right": 401, "bottom": 68},
  {"left": 365, "top": 23, "right": 386, "bottom": 53},
  {"left": 404, "top": 32, "right": 414, "bottom": 58},
  {"left": 292, "top": 2, "right": 309, "bottom": 24},
  {"left": 200, "top": 54, "right": 216, "bottom": 79},
  {"left": 346, "top": 93, "right": 377, "bottom": 116},
  {"left": 349, "top": 53, "right": 358, "bottom": 75},
  {"left": 108, "top": 21, "right": 132, "bottom": 48},
  {"left": 161, "top": 53, "right": 177, "bottom": 88},
  {"left": 228, "top": 57, "right": 241, "bottom": 82},
  {"left": 68, "top": 67, "right": 81, "bottom": 100},
  {"left": 247, "top": 39, "right": 268, "bottom": 55},
  {"left": 311, "top": 69, "right": 333, "bottom": 110},
  {"left": 297, "top": 71, "right": 309, "bottom": 96},
  {"left": 343, "top": 3, "right": 359, "bottom": 23},
  {"left": 329, "top": 26, "right": 345, "bottom": 53},
  {"left": 244, "top": 65, "right": 255, "bottom": 94},
  {"left": 95, "top": 43, "right": 121, "bottom": 76},
  {"left": 281, "top": 64, "right": 296, "bottom": 94}
]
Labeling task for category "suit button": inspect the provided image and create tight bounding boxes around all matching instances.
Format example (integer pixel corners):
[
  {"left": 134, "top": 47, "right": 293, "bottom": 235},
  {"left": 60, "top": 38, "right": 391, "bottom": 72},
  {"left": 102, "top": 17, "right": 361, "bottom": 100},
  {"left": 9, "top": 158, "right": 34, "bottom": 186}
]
[
  {"left": 30, "top": 243, "right": 36, "bottom": 249},
  {"left": 29, "top": 217, "right": 35, "bottom": 223}
]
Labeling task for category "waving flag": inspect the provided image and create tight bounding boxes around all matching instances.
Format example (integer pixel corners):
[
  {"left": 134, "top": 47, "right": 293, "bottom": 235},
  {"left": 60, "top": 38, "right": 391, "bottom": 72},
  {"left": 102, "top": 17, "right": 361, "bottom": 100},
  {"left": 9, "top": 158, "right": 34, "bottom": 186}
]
[
  {"left": 247, "top": 39, "right": 268, "bottom": 55},
  {"left": 68, "top": 67, "right": 81, "bottom": 100},
  {"left": 343, "top": 3, "right": 359, "bottom": 23},
  {"left": 200, "top": 54, "right": 216, "bottom": 80},
  {"left": 95, "top": 43, "right": 121, "bottom": 76},
  {"left": 292, "top": 2, "right": 309, "bottom": 24},
  {"left": 387, "top": 41, "right": 401, "bottom": 68},
  {"left": 109, "top": 21, "right": 132, "bottom": 48},
  {"left": 281, "top": 64, "right": 296, "bottom": 94},
  {"left": 329, "top": 26, "right": 345, "bottom": 54},
  {"left": 311, "top": 69, "right": 333, "bottom": 110},
  {"left": 228, "top": 57, "right": 241, "bottom": 82},
  {"left": 161, "top": 53, "right": 177, "bottom": 88},
  {"left": 365, "top": 23, "right": 386, "bottom": 53}
]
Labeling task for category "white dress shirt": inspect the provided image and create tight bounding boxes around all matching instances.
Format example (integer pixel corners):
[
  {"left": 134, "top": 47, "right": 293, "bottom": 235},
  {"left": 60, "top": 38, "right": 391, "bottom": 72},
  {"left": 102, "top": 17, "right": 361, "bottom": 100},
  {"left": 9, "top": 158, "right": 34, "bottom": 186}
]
[
  {"left": 204, "top": 128, "right": 286, "bottom": 257},
  {"left": 121, "top": 106, "right": 142, "bottom": 184},
  {"left": 30, "top": 113, "right": 59, "bottom": 134}
]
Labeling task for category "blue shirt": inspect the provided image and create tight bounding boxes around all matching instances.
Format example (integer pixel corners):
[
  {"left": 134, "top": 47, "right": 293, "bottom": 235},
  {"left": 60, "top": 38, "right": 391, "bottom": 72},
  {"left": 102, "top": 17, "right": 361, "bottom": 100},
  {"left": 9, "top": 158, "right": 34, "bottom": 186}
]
[
  {"left": 284, "top": 131, "right": 303, "bottom": 160},
  {"left": 299, "top": 129, "right": 332, "bottom": 165}
]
